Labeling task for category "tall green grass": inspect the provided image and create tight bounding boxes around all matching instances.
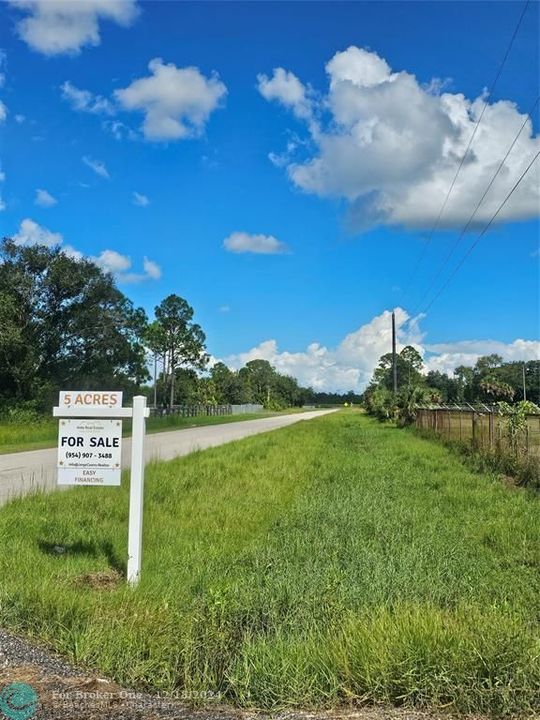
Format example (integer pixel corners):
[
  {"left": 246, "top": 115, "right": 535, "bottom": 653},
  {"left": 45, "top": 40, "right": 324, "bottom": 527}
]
[{"left": 0, "top": 412, "right": 538, "bottom": 715}]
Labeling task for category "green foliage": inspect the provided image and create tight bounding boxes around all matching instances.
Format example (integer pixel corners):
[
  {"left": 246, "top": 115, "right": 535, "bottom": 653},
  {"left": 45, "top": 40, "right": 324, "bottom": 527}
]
[
  {"left": 498, "top": 400, "right": 540, "bottom": 455},
  {"left": 364, "top": 387, "right": 395, "bottom": 420},
  {"left": 365, "top": 345, "right": 539, "bottom": 428},
  {"left": 0, "top": 239, "right": 149, "bottom": 411},
  {"left": 0, "top": 413, "right": 538, "bottom": 714},
  {"left": 480, "top": 376, "right": 515, "bottom": 401},
  {"left": 150, "top": 294, "right": 208, "bottom": 409},
  {"left": 372, "top": 345, "right": 424, "bottom": 391},
  {"left": 455, "top": 356, "right": 539, "bottom": 404}
]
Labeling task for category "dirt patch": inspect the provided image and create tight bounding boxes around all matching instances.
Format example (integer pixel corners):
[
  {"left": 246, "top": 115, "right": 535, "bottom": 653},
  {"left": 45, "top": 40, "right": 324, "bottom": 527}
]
[{"left": 74, "top": 568, "right": 122, "bottom": 590}]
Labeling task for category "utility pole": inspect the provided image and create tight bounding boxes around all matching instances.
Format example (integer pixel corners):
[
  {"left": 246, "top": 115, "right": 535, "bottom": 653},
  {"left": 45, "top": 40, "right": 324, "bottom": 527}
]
[
  {"left": 392, "top": 311, "right": 398, "bottom": 395},
  {"left": 522, "top": 362, "right": 527, "bottom": 401}
]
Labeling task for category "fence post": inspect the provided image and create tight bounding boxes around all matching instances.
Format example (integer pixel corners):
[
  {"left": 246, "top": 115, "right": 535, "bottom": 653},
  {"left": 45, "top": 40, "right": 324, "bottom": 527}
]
[{"left": 489, "top": 411, "right": 494, "bottom": 450}]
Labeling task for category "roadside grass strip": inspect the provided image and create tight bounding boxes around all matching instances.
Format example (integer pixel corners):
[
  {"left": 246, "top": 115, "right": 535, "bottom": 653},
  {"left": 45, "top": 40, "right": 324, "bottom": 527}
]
[{"left": 0, "top": 412, "right": 538, "bottom": 715}]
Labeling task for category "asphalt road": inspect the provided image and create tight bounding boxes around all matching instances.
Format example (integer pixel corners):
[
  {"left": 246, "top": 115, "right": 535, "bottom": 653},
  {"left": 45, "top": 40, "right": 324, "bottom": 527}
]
[{"left": 0, "top": 410, "right": 336, "bottom": 506}]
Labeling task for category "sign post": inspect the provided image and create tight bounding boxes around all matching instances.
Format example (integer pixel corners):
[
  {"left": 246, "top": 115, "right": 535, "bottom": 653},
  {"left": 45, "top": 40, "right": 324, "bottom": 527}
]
[
  {"left": 53, "top": 392, "right": 149, "bottom": 586},
  {"left": 127, "top": 395, "right": 147, "bottom": 585}
]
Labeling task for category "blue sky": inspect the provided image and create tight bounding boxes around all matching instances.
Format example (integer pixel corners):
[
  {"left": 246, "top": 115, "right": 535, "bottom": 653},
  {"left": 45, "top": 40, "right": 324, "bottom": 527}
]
[{"left": 1, "top": 1, "right": 539, "bottom": 391}]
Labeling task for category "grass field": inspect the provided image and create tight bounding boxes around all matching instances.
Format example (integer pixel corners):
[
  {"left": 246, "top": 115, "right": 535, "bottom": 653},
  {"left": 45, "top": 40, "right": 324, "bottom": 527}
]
[
  {"left": 0, "top": 409, "right": 305, "bottom": 454},
  {"left": 0, "top": 411, "right": 538, "bottom": 716}
]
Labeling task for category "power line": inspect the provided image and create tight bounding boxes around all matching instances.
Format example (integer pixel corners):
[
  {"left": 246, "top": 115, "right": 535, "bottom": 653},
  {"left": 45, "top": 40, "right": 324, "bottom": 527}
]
[
  {"left": 401, "top": 0, "right": 530, "bottom": 300},
  {"left": 421, "top": 149, "right": 540, "bottom": 314},
  {"left": 412, "top": 94, "right": 539, "bottom": 315}
]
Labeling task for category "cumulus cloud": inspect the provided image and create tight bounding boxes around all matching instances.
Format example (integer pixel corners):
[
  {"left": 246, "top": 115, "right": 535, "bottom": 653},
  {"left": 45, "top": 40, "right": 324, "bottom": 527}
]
[
  {"left": 35, "top": 188, "right": 57, "bottom": 207},
  {"left": 259, "top": 46, "right": 540, "bottom": 230},
  {"left": 222, "top": 308, "right": 539, "bottom": 392},
  {"left": 223, "top": 308, "right": 421, "bottom": 391},
  {"left": 424, "top": 339, "right": 540, "bottom": 375},
  {"left": 257, "top": 68, "right": 313, "bottom": 120},
  {"left": 10, "top": 219, "right": 160, "bottom": 283},
  {"left": 14, "top": 113, "right": 25, "bottom": 123},
  {"left": 114, "top": 58, "right": 227, "bottom": 141},
  {"left": 143, "top": 256, "right": 161, "bottom": 279},
  {"left": 91, "top": 248, "right": 131, "bottom": 274},
  {"left": 132, "top": 191, "right": 149, "bottom": 206},
  {"left": 61, "top": 80, "right": 114, "bottom": 114},
  {"left": 8, "top": 0, "right": 139, "bottom": 55},
  {"left": 82, "top": 155, "right": 109, "bottom": 178},
  {"left": 223, "top": 231, "right": 289, "bottom": 255},
  {"left": 13, "top": 217, "right": 62, "bottom": 247},
  {"left": 91, "top": 249, "right": 162, "bottom": 282},
  {"left": 0, "top": 100, "right": 6, "bottom": 123},
  {"left": 63, "top": 244, "right": 83, "bottom": 261}
]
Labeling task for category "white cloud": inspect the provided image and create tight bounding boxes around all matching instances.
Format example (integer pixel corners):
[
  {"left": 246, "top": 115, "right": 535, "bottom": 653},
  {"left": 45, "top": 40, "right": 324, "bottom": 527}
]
[
  {"left": 257, "top": 68, "right": 313, "bottom": 120},
  {"left": 223, "top": 231, "right": 289, "bottom": 255},
  {"left": 132, "top": 191, "right": 149, "bottom": 207},
  {"left": 9, "top": 0, "right": 139, "bottom": 56},
  {"left": 13, "top": 218, "right": 62, "bottom": 247},
  {"left": 14, "top": 113, "right": 25, "bottom": 123},
  {"left": 222, "top": 308, "right": 539, "bottom": 392},
  {"left": 102, "top": 119, "right": 136, "bottom": 140},
  {"left": 61, "top": 80, "right": 114, "bottom": 114},
  {"left": 0, "top": 168, "right": 5, "bottom": 211},
  {"left": 223, "top": 308, "right": 420, "bottom": 392},
  {"left": 219, "top": 305, "right": 230, "bottom": 313},
  {"left": 82, "top": 155, "right": 109, "bottom": 178},
  {"left": 0, "top": 100, "right": 7, "bottom": 123},
  {"left": 260, "top": 46, "right": 540, "bottom": 230},
  {"left": 143, "top": 256, "right": 161, "bottom": 279},
  {"left": 91, "top": 248, "right": 131, "bottom": 274},
  {"left": 91, "top": 249, "right": 161, "bottom": 282},
  {"left": 35, "top": 188, "right": 57, "bottom": 207},
  {"left": 9, "top": 219, "right": 160, "bottom": 282},
  {"left": 63, "top": 244, "right": 83, "bottom": 261},
  {"left": 115, "top": 58, "right": 227, "bottom": 141},
  {"left": 424, "top": 339, "right": 540, "bottom": 375}
]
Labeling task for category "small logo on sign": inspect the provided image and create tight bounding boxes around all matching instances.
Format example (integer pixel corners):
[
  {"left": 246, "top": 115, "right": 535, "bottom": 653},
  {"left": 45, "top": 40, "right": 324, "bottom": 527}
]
[{"left": 0, "top": 682, "right": 38, "bottom": 720}]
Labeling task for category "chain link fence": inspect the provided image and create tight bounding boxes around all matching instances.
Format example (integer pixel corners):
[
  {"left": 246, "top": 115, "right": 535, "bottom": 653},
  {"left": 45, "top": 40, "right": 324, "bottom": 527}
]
[
  {"left": 149, "top": 403, "right": 265, "bottom": 418},
  {"left": 415, "top": 404, "right": 540, "bottom": 458}
]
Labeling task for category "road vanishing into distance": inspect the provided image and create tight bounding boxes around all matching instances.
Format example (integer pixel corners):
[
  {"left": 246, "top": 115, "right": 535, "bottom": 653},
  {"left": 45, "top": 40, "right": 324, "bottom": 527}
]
[{"left": 0, "top": 410, "right": 336, "bottom": 506}]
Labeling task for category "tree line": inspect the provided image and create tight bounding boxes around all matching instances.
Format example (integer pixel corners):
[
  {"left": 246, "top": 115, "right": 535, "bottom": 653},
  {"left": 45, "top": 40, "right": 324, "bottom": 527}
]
[
  {"left": 0, "top": 239, "right": 358, "bottom": 415},
  {"left": 363, "top": 343, "right": 540, "bottom": 423}
]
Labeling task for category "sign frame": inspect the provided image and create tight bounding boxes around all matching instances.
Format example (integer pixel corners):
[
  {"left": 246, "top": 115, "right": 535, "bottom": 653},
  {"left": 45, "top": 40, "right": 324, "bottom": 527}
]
[{"left": 53, "top": 393, "right": 149, "bottom": 586}]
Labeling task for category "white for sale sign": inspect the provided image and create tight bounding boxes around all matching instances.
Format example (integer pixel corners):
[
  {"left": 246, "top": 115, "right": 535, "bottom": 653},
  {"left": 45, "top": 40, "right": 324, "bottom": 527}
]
[{"left": 57, "top": 418, "right": 122, "bottom": 486}]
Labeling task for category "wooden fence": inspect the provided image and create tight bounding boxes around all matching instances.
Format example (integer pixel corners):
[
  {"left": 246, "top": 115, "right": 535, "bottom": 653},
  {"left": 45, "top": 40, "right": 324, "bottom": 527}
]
[{"left": 415, "top": 405, "right": 540, "bottom": 457}]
